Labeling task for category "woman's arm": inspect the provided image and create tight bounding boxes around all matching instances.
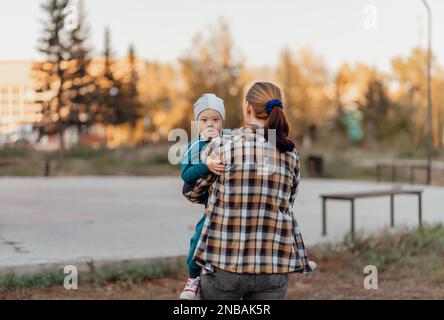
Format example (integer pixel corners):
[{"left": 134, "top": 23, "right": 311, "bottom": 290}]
[{"left": 183, "top": 173, "right": 216, "bottom": 203}]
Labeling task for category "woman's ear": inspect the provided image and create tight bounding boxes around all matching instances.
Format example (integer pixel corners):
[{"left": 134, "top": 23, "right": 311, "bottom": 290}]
[{"left": 246, "top": 101, "right": 252, "bottom": 114}]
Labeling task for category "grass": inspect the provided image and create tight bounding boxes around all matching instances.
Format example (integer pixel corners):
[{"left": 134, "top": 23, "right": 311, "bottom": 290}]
[
  {"left": 0, "top": 144, "right": 178, "bottom": 177},
  {"left": 93, "top": 261, "right": 185, "bottom": 285},
  {"left": 0, "top": 270, "right": 67, "bottom": 291},
  {"left": 0, "top": 148, "right": 33, "bottom": 158},
  {"left": 60, "top": 145, "right": 175, "bottom": 176},
  {"left": 0, "top": 257, "right": 187, "bottom": 291},
  {"left": 314, "top": 224, "right": 444, "bottom": 278},
  {"left": 0, "top": 142, "right": 443, "bottom": 184},
  {"left": 320, "top": 156, "right": 376, "bottom": 181}
]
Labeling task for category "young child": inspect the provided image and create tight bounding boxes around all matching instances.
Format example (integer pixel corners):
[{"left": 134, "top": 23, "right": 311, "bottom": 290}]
[{"left": 179, "top": 93, "right": 228, "bottom": 300}]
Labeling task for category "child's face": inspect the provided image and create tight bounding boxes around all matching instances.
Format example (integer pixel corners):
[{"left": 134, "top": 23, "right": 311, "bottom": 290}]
[{"left": 197, "top": 109, "right": 223, "bottom": 140}]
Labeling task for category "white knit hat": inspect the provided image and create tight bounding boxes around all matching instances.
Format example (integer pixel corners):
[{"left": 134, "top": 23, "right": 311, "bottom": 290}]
[{"left": 193, "top": 93, "right": 225, "bottom": 121}]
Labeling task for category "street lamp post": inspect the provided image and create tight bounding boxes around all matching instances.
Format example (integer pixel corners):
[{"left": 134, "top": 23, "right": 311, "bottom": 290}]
[{"left": 422, "top": 0, "right": 433, "bottom": 185}]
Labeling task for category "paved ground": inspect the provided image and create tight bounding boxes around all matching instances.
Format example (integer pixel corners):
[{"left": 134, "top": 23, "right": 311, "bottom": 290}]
[{"left": 0, "top": 176, "right": 443, "bottom": 273}]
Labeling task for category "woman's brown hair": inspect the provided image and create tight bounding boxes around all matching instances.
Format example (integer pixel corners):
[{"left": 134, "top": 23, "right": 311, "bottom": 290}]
[{"left": 245, "top": 82, "right": 295, "bottom": 153}]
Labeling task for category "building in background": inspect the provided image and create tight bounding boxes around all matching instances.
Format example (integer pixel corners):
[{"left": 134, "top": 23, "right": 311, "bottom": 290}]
[
  {"left": 0, "top": 61, "right": 42, "bottom": 146},
  {"left": 0, "top": 58, "right": 149, "bottom": 149}
]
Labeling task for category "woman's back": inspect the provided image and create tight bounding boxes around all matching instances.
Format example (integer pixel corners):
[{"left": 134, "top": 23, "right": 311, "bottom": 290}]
[{"left": 194, "top": 124, "right": 311, "bottom": 275}]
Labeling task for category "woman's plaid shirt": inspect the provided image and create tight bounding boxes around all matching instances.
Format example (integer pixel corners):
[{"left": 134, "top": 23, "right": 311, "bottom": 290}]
[{"left": 187, "top": 124, "right": 312, "bottom": 276}]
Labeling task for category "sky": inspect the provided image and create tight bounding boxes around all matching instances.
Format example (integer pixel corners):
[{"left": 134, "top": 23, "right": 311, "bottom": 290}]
[{"left": 1, "top": 0, "right": 443, "bottom": 72}]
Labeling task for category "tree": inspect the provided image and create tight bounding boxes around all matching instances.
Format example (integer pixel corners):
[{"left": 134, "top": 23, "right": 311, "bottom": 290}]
[
  {"left": 34, "top": 0, "right": 99, "bottom": 163},
  {"left": 359, "top": 79, "right": 391, "bottom": 148},
  {"left": 120, "top": 44, "right": 143, "bottom": 127},
  {"left": 65, "top": 0, "right": 97, "bottom": 134},
  {"left": 277, "top": 48, "right": 332, "bottom": 146},
  {"left": 331, "top": 63, "right": 380, "bottom": 145},
  {"left": 391, "top": 48, "right": 442, "bottom": 148},
  {"left": 333, "top": 63, "right": 353, "bottom": 135},
  {"left": 96, "top": 27, "right": 127, "bottom": 127},
  {"left": 33, "top": 0, "right": 72, "bottom": 164},
  {"left": 138, "top": 62, "right": 184, "bottom": 141},
  {"left": 432, "top": 67, "right": 444, "bottom": 148},
  {"left": 180, "top": 19, "right": 245, "bottom": 132}
]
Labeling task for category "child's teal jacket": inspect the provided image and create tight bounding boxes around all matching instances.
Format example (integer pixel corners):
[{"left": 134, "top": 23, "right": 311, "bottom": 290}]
[{"left": 180, "top": 129, "right": 231, "bottom": 184}]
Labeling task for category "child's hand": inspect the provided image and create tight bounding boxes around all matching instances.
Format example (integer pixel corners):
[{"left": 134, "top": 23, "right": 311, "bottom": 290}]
[{"left": 206, "top": 157, "right": 224, "bottom": 175}]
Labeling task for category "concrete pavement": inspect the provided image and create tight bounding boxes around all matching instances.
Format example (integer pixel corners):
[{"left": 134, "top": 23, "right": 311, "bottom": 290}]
[{"left": 0, "top": 176, "right": 443, "bottom": 274}]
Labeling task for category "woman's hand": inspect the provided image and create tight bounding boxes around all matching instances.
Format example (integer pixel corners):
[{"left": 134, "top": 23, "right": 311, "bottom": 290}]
[{"left": 206, "top": 157, "right": 225, "bottom": 175}]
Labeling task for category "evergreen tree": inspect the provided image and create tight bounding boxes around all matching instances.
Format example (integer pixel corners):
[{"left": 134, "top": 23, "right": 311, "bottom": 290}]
[
  {"left": 65, "top": 0, "right": 97, "bottom": 133},
  {"left": 122, "top": 44, "right": 143, "bottom": 127},
  {"left": 33, "top": 0, "right": 71, "bottom": 164},
  {"left": 97, "top": 27, "right": 126, "bottom": 126}
]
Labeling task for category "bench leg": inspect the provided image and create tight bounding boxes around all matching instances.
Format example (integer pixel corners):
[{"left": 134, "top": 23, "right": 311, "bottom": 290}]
[
  {"left": 322, "top": 198, "right": 327, "bottom": 236},
  {"left": 418, "top": 193, "right": 422, "bottom": 229},
  {"left": 390, "top": 194, "right": 394, "bottom": 228},
  {"left": 351, "top": 199, "right": 355, "bottom": 241}
]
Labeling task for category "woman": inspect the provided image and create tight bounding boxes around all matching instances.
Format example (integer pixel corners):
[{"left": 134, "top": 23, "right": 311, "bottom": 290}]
[{"left": 187, "top": 82, "right": 313, "bottom": 300}]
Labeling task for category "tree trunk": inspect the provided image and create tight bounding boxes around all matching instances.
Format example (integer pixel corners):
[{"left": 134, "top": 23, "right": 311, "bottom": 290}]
[{"left": 58, "top": 130, "right": 65, "bottom": 167}]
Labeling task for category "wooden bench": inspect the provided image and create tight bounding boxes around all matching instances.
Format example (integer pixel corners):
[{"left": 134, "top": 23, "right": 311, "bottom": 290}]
[{"left": 320, "top": 188, "right": 423, "bottom": 240}]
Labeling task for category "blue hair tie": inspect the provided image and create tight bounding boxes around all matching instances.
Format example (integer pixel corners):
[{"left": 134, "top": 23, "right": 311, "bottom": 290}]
[{"left": 266, "top": 99, "right": 283, "bottom": 114}]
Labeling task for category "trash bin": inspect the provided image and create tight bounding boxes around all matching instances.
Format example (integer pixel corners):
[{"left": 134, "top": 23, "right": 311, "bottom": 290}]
[{"left": 306, "top": 155, "right": 324, "bottom": 177}]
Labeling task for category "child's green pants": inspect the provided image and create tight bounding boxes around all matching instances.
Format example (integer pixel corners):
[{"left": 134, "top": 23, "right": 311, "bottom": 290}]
[{"left": 187, "top": 215, "right": 206, "bottom": 278}]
